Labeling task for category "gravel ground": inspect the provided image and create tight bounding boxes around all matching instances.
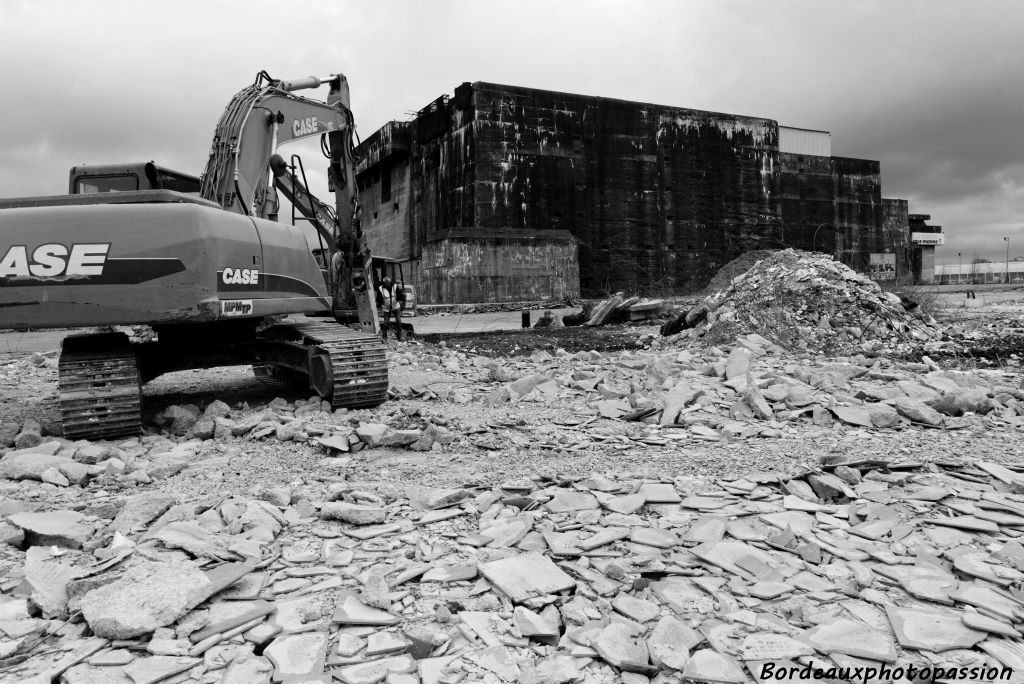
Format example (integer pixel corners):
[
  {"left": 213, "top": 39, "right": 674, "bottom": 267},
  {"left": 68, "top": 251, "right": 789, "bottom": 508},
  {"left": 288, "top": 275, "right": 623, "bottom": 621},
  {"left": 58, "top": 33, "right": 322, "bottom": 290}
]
[{"left": 2, "top": 304, "right": 1023, "bottom": 505}]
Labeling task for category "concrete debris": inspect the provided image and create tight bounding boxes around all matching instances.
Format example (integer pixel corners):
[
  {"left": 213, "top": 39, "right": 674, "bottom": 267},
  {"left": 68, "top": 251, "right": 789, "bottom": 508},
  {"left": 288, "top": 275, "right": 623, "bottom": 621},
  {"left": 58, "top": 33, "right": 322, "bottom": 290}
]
[
  {"left": 3, "top": 302, "right": 1024, "bottom": 684},
  {"left": 661, "top": 249, "right": 942, "bottom": 354},
  {"left": 0, "top": 450, "right": 1020, "bottom": 681}
]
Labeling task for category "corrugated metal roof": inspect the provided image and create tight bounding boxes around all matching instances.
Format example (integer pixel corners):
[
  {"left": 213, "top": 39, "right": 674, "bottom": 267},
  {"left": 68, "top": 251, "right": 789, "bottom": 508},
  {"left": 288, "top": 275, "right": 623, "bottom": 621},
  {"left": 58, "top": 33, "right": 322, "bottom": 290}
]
[{"left": 779, "top": 126, "right": 831, "bottom": 157}]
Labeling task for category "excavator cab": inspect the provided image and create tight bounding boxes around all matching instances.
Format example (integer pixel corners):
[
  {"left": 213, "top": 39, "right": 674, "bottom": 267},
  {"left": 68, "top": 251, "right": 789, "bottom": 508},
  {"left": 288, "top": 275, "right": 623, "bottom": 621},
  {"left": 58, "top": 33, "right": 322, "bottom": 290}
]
[{"left": 70, "top": 162, "right": 201, "bottom": 195}]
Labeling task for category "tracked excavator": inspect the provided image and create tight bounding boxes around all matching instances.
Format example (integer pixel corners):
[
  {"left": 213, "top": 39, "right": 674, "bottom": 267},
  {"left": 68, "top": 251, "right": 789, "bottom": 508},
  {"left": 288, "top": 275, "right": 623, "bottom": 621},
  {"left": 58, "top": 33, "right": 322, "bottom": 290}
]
[{"left": 0, "top": 71, "right": 389, "bottom": 440}]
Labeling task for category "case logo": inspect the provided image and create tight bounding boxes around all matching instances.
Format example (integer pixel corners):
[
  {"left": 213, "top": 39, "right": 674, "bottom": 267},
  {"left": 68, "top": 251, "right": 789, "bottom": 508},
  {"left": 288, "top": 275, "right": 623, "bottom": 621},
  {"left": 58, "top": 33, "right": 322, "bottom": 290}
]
[
  {"left": 0, "top": 243, "right": 109, "bottom": 278},
  {"left": 293, "top": 116, "right": 319, "bottom": 136},
  {"left": 221, "top": 267, "right": 259, "bottom": 286}
]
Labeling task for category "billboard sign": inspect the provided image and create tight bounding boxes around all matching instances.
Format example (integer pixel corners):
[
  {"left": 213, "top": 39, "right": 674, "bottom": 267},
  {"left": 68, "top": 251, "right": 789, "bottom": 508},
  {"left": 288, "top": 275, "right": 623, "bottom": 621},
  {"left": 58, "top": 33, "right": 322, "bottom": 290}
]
[
  {"left": 869, "top": 253, "right": 896, "bottom": 281},
  {"left": 911, "top": 232, "right": 945, "bottom": 245}
]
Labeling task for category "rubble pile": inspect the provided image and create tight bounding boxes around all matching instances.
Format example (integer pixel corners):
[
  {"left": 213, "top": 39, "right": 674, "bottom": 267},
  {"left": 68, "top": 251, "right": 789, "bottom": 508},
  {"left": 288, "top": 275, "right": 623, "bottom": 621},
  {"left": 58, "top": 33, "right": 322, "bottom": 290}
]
[
  {"left": 662, "top": 250, "right": 943, "bottom": 354},
  {"left": 700, "top": 250, "right": 778, "bottom": 295},
  {"left": 5, "top": 449, "right": 1024, "bottom": 682}
]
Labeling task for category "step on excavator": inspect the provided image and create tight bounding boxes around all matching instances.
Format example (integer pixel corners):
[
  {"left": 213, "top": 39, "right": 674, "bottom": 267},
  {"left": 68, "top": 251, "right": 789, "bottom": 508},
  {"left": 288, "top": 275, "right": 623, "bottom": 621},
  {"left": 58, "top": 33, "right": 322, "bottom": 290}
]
[{"left": 0, "top": 71, "right": 389, "bottom": 440}]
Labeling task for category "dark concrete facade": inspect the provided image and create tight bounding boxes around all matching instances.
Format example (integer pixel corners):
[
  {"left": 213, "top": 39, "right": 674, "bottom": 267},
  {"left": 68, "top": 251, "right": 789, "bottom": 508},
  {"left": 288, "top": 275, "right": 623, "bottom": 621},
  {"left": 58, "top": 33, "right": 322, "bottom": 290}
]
[{"left": 357, "top": 82, "right": 908, "bottom": 303}]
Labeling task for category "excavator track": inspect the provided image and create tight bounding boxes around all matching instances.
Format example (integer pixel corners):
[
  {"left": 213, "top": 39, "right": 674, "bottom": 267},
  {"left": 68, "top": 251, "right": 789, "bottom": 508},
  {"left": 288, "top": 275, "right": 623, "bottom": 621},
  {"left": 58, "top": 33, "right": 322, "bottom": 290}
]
[
  {"left": 58, "top": 333, "right": 142, "bottom": 440},
  {"left": 254, "top": 320, "right": 388, "bottom": 408}
]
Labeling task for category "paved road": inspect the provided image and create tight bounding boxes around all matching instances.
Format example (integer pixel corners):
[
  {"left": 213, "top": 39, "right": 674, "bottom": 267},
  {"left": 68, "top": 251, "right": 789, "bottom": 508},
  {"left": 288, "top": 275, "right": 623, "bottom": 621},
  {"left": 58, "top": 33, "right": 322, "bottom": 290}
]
[{"left": 0, "top": 308, "right": 582, "bottom": 355}]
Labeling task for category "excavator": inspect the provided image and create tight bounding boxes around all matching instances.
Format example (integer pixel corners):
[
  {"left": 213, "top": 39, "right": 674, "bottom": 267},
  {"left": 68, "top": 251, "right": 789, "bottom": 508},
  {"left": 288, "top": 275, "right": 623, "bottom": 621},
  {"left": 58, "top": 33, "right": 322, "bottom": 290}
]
[{"left": 0, "top": 71, "right": 389, "bottom": 440}]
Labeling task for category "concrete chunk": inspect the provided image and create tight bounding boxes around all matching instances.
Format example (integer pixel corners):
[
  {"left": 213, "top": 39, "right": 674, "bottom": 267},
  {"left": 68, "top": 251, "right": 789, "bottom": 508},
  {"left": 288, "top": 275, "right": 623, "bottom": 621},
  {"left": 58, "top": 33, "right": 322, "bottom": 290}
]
[{"left": 80, "top": 560, "right": 213, "bottom": 639}]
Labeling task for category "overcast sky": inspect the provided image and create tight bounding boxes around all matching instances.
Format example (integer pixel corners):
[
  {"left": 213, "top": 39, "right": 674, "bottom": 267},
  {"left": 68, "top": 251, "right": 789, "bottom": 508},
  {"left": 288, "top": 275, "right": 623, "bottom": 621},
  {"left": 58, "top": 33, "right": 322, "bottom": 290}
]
[{"left": 2, "top": 0, "right": 1021, "bottom": 263}]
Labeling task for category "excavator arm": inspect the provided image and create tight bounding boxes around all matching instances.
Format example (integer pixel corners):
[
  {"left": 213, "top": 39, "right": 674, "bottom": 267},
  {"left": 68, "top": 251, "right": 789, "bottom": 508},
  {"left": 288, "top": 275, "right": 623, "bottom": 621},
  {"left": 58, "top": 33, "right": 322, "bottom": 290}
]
[{"left": 200, "top": 72, "right": 379, "bottom": 332}]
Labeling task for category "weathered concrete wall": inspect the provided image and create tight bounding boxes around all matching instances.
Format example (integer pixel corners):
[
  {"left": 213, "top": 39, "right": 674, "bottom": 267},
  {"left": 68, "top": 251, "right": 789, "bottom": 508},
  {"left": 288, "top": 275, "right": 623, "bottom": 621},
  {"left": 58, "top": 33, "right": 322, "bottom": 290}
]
[
  {"left": 356, "top": 122, "right": 415, "bottom": 261},
  {"left": 831, "top": 157, "right": 882, "bottom": 270},
  {"left": 779, "top": 152, "right": 835, "bottom": 250},
  {"left": 882, "top": 198, "right": 909, "bottom": 250},
  {"left": 357, "top": 82, "right": 900, "bottom": 302},
  {"left": 420, "top": 231, "right": 579, "bottom": 304},
  {"left": 466, "top": 83, "right": 782, "bottom": 294}
]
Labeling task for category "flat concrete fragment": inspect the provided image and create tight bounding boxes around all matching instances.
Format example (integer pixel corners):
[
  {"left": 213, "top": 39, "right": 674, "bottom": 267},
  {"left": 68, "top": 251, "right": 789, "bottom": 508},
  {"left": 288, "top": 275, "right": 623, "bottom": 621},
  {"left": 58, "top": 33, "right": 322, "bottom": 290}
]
[
  {"left": 80, "top": 560, "right": 213, "bottom": 639},
  {"left": 741, "top": 633, "right": 815, "bottom": 660},
  {"left": 895, "top": 399, "right": 944, "bottom": 426},
  {"left": 612, "top": 594, "right": 661, "bottom": 622},
  {"left": 263, "top": 631, "right": 328, "bottom": 682},
  {"left": 962, "top": 612, "right": 1019, "bottom": 637},
  {"left": 592, "top": 621, "right": 649, "bottom": 668},
  {"left": 471, "top": 645, "right": 521, "bottom": 680},
  {"left": 830, "top": 406, "right": 873, "bottom": 428},
  {"left": 604, "top": 494, "right": 646, "bottom": 515},
  {"left": 61, "top": 664, "right": 132, "bottom": 684},
  {"left": 0, "top": 452, "right": 75, "bottom": 481},
  {"left": 7, "top": 510, "right": 93, "bottom": 548},
  {"left": 335, "top": 655, "right": 415, "bottom": 684},
  {"left": 545, "top": 490, "right": 599, "bottom": 513},
  {"left": 88, "top": 649, "right": 136, "bottom": 666},
  {"left": 332, "top": 594, "right": 399, "bottom": 626},
  {"left": 661, "top": 383, "right": 705, "bottom": 424},
  {"left": 123, "top": 655, "right": 200, "bottom": 684},
  {"left": 514, "top": 606, "right": 558, "bottom": 640},
  {"left": 979, "top": 639, "right": 1024, "bottom": 670},
  {"left": 481, "top": 515, "right": 532, "bottom": 548},
  {"left": 905, "top": 486, "right": 950, "bottom": 501},
  {"left": 407, "top": 485, "right": 472, "bottom": 510},
  {"left": 421, "top": 564, "right": 477, "bottom": 583},
  {"left": 320, "top": 502, "right": 387, "bottom": 525},
  {"left": 690, "top": 540, "right": 777, "bottom": 578},
  {"left": 682, "top": 515, "right": 727, "bottom": 544},
  {"left": 924, "top": 516, "right": 999, "bottom": 533},
  {"left": 885, "top": 605, "right": 985, "bottom": 651},
  {"left": 648, "top": 616, "right": 699, "bottom": 670},
  {"left": 803, "top": 619, "right": 897, "bottom": 662},
  {"left": 110, "top": 493, "right": 176, "bottom": 533},
  {"left": 577, "top": 527, "right": 628, "bottom": 551},
  {"left": 638, "top": 483, "right": 681, "bottom": 503},
  {"left": 479, "top": 552, "right": 575, "bottom": 602},
  {"left": 189, "top": 600, "right": 275, "bottom": 643},
  {"left": 219, "top": 654, "right": 273, "bottom": 684},
  {"left": 682, "top": 648, "right": 748, "bottom": 683},
  {"left": 366, "top": 631, "right": 410, "bottom": 656},
  {"left": 652, "top": 577, "right": 716, "bottom": 614},
  {"left": 630, "top": 527, "right": 680, "bottom": 548}
]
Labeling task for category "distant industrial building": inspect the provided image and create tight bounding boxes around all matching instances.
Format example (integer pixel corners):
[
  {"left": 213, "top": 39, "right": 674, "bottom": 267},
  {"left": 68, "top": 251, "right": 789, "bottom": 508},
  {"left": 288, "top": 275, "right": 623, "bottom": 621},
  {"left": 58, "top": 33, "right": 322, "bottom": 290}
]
[{"left": 355, "top": 82, "right": 935, "bottom": 303}]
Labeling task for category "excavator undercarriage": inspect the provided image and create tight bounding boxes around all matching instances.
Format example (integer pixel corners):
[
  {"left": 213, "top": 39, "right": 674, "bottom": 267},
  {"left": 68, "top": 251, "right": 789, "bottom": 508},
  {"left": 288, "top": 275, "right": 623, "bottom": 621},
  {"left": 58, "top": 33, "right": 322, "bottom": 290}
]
[{"left": 57, "top": 320, "right": 388, "bottom": 441}]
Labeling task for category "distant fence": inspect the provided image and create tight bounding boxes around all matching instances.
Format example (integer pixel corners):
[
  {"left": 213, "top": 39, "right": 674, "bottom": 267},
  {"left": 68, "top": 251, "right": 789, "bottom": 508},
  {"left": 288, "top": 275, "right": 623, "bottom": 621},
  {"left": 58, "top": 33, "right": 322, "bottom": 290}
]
[{"left": 933, "top": 263, "right": 1024, "bottom": 285}]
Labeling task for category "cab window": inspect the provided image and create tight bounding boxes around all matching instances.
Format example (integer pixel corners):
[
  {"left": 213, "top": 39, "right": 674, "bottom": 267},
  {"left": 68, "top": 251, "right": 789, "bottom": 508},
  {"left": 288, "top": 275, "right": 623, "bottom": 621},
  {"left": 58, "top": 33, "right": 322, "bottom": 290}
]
[{"left": 75, "top": 175, "right": 139, "bottom": 193}]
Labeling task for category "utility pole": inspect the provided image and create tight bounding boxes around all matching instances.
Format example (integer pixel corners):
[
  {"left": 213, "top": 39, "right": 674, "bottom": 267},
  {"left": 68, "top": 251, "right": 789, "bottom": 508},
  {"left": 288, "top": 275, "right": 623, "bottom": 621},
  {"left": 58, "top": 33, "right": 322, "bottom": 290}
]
[
  {"left": 958, "top": 252, "right": 962, "bottom": 285},
  {"left": 1005, "top": 236, "right": 1011, "bottom": 284}
]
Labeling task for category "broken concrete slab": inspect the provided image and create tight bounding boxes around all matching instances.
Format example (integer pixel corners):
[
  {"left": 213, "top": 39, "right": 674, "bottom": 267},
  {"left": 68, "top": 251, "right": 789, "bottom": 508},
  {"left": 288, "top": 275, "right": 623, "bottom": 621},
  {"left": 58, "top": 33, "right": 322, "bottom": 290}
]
[
  {"left": 80, "top": 560, "right": 213, "bottom": 639},
  {"left": 885, "top": 605, "right": 986, "bottom": 652},
  {"left": 123, "top": 655, "right": 200, "bottom": 684},
  {"left": 332, "top": 594, "right": 400, "bottom": 626},
  {"left": 479, "top": 552, "right": 575, "bottom": 602},
  {"left": 7, "top": 510, "right": 93, "bottom": 549},
  {"left": 263, "top": 630, "right": 328, "bottom": 682},
  {"left": 648, "top": 615, "right": 700, "bottom": 670},
  {"left": 320, "top": 502, "right": 387, "bottom": 525},
  {"left": 803, "top": 619, "right": 897, "bottom": 662},
  {"left": 592, "top": 621, "right": 649, "bottom": 668},
  {"left": 544, "top": 490, "right": 599, "bottom": 513},
  {"left": 682, "top": 648, "right": 748, "bottom": 683}
]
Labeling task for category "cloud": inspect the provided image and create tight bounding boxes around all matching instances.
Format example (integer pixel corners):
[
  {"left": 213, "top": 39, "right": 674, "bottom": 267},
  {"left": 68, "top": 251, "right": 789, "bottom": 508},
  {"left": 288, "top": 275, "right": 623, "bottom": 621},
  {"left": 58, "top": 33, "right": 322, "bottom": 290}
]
[{"left": 1, "top": 0, "right": 1021, "bottom": 260}]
